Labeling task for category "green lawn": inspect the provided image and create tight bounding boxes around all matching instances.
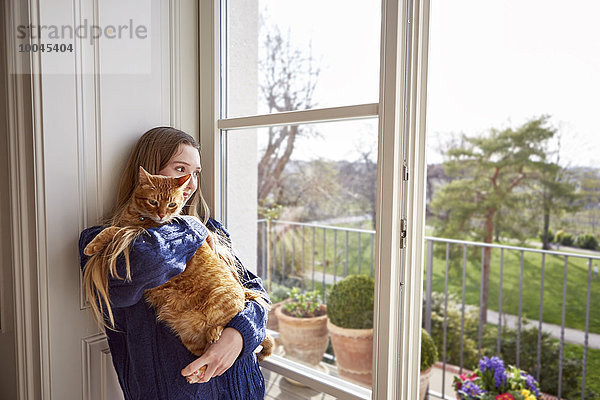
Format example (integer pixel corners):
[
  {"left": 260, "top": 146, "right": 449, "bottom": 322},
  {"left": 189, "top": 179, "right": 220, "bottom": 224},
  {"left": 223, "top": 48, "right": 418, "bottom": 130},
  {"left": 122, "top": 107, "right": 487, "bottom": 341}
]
[{"left": 425, "top": 244, "right": 600, "bottom": 334}]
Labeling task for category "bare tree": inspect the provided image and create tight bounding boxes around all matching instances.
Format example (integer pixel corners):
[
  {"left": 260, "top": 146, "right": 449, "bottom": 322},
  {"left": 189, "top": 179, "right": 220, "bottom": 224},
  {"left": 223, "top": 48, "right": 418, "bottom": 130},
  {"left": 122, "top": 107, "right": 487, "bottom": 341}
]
[
  {"left": 257, "top": 26, "right": 320, "bottom": 205},
  {"left": 338, "top": 147, "right": 377, "bottom": 229}
]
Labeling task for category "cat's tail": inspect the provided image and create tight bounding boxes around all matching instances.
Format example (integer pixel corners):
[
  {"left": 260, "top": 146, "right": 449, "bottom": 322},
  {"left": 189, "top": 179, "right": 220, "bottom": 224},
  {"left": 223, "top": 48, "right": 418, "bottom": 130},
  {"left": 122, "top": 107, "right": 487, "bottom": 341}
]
[
  {"left": 256, "top": 334, "right": 274, "bottom": 362},
  {"left": 83, "top": 226, "right": 145, "bottom": 330}
]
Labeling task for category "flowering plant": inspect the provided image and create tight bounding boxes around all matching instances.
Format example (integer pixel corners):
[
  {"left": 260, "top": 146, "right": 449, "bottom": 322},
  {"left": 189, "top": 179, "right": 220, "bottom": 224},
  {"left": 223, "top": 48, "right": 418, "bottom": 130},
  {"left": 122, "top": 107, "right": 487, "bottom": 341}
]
[{"left": 453, "top": 356, "right": 541, "bottom": 400}]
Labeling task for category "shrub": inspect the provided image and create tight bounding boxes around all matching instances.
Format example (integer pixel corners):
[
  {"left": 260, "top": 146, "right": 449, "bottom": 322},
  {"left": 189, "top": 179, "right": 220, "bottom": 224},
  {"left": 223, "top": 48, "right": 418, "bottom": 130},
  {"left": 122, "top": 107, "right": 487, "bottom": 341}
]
[
  {"left": 420, "top": 328, "right": 438, "bottom": 372},
  {"left": 575, "top": 233, "right": 598, "bottom": 250},
  {"left": 555, "top": 230, "right": 565, "bottom": 243},
  {"left": 423, "top": 292, "right": 480, "bottom": 368},
  {"left": 559, "top": 232, "right": 575, "bottom": 246},
  {"left": 326, "top": 274, "right": 374, "bottom": 329}
]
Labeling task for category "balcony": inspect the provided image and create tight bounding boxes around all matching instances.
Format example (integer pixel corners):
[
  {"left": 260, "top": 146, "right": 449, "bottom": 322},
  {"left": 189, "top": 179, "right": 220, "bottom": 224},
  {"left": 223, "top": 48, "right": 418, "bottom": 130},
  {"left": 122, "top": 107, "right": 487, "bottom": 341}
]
[{"left": 257, "top": 219, "right": 599, "bottom": 400}]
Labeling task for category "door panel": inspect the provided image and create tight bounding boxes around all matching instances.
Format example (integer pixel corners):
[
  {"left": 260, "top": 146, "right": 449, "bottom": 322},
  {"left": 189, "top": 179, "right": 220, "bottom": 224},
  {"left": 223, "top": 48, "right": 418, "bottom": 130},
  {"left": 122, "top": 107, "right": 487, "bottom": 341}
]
[{"left": 32, "top": 0, "right": 174, "bottom": 398}]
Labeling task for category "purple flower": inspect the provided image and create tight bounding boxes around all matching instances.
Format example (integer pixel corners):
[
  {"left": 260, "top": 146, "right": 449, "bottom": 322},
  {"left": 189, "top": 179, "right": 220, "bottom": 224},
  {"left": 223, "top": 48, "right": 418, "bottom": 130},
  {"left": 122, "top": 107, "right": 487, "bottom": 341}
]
[
  {"left": 479, "top": 356, "right": 507, "bottom": 389},
  {"left": 479, "top": 356, "right": 504, "bottom": 373},
  {"left": 458, "top": 380, "right": 486, "bottom": 398},
  {"left": 522, "top": 373, "right": 541, "bottom": 397}
]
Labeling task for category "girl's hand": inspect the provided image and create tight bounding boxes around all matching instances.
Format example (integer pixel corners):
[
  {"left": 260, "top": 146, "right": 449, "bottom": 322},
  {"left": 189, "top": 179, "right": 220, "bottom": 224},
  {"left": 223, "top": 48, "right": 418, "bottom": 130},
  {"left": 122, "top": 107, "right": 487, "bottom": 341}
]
[
  {"left": 181, "top": 327, "right": 243, "bottom": 384},
  {"left": 205, "top": 232, "right": 216, "bottom": 252}
]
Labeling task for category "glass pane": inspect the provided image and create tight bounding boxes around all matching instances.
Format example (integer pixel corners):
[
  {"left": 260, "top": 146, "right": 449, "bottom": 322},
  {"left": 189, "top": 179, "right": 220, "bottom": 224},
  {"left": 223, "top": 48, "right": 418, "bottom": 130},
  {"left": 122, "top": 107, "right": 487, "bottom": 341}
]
[
  {"left": 225, "top": 0, "right": 381, "bottom": 118},
  {"left": 423, "top": 1, "right": 600, "bottom": 399},
  {"left": 225, "top": 119, "right": 377, "bottom": 391}
]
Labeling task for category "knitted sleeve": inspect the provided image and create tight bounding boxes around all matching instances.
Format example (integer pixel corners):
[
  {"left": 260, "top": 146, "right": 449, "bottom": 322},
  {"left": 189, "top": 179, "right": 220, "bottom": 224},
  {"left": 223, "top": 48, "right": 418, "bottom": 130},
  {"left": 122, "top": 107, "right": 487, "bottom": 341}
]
[
  {"left": 79, "top": 216, "right": 209, "bottom": 308},
  {"left": 206, "top": 219, "right": 270, "bottom": 359}
]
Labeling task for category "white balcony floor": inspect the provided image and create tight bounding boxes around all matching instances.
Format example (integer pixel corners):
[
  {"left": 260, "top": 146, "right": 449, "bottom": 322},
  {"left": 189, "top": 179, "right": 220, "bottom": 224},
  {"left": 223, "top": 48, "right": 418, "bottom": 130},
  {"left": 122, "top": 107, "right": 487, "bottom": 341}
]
[{"left": 262, "top": 368, "right": 337, "bottom": 399}]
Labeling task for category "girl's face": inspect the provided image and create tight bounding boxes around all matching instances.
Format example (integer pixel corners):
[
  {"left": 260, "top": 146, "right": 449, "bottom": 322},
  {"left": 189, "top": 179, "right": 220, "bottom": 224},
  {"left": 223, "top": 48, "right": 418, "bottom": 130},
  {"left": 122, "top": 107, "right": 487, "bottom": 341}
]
[{"left": 158, "top": 144, "right": 201, "bottom": 202}]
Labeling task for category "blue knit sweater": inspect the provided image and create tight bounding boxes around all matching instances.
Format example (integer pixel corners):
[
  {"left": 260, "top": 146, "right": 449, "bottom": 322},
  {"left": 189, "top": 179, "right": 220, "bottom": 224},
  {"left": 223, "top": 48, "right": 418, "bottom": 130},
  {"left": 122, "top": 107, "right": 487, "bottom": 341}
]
[{"left": 79, "top": 216, "right": 267, "bottom": 400}]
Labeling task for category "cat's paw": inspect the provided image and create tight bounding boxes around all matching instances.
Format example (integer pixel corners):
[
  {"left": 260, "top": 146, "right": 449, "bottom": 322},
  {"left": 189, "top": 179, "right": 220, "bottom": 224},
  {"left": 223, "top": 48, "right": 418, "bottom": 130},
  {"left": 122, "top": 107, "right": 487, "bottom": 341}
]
[
  {"left": 206, "top": 326, "right": 223, "bottom": 343},
  {"left": 185, "top": 365, "right": 207, "bottom": 384}
]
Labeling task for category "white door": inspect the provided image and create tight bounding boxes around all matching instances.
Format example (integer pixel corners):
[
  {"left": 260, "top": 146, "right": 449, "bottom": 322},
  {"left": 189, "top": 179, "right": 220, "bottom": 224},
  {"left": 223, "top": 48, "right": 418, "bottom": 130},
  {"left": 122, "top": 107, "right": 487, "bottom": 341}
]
[{"left": 2, "top": 0, "right": 199, "bottom": 398}]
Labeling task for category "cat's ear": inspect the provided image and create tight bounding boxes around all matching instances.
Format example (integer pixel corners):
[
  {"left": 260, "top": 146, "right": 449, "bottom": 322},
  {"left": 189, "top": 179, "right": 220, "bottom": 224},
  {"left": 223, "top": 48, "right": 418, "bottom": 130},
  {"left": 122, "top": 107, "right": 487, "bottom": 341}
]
[
  {"left": 176, "top": 174, "right": 192, "bottom": 187},
  {"left": 138, "top": 166, "right": 153, "bottom": 186}
]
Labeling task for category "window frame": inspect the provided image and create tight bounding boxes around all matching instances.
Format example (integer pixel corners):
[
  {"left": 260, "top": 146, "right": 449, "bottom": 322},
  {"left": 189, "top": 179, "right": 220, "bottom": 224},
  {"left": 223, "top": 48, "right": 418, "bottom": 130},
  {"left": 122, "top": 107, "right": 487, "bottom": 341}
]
[{"left": 198, "top": 0, "right": 431, "bottom": 398}]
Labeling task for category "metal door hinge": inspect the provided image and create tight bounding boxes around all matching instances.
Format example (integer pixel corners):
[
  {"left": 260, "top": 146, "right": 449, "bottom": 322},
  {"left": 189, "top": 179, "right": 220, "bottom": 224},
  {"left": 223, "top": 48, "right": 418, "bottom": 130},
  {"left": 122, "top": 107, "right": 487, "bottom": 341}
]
[
  {"left": 402, "top": 161, "right": 409, "bottom": 181},
  {"left": 400, "top": 218, "right": 407, "bottom": 248}
]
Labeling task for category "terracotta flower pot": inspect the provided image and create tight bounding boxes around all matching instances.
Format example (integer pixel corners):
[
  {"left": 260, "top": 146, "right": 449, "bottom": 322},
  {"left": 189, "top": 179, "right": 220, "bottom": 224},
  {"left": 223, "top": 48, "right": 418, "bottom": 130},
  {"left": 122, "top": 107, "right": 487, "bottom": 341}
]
[
  {"left": 419, "top": 366, "right": 433, "bottom": 400},
  {"left": 327, "top": 320, "right": 373, "bottom": 386},
  {"left": 275, "top": 305, "right": 328, "bottom": 366}
]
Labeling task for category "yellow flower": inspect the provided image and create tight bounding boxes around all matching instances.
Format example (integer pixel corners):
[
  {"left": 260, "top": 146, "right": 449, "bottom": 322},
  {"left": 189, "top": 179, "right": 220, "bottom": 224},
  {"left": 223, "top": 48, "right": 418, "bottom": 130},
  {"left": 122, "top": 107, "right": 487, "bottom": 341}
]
[{"left": 519, "top": 389, "right": 535, "bottom": 400}]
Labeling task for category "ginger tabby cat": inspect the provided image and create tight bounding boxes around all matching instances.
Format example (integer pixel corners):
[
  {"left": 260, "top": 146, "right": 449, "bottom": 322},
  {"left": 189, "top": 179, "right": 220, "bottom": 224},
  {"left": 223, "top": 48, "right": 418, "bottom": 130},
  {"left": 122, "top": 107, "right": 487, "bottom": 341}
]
[{"left": 83, "top": 167, "right": 273, "bottom": 366}]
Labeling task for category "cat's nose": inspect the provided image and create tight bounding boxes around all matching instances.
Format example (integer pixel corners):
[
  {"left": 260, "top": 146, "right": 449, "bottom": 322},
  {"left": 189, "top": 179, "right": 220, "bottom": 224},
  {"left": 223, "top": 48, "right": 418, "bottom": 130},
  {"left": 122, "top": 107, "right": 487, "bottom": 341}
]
[{"left": 159, "top": 213, "right": 165, "bottom": 219}]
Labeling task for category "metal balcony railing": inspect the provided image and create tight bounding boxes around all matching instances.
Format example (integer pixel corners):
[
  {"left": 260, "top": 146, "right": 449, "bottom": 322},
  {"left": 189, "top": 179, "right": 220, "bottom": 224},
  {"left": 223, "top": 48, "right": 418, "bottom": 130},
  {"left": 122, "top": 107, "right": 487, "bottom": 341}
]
[{"left": 257, "top": 219, "right": 599, "bottom": 400}]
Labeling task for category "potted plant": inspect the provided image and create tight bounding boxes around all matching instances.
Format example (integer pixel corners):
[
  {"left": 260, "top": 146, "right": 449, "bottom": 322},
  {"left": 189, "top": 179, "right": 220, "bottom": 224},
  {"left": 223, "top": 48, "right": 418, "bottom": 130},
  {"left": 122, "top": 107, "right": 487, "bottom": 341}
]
[
  {"left": 326, "top": 274, "right": 374, "bottom": 386},
  {"left": 274, "top": 287, "right": 328, "bottom": 367},
  {"left": 452, "top": 356, "right": 542, "bottom": 400},
  {"left": 420, "top": 328, "right": 438, "bottom": 400}
]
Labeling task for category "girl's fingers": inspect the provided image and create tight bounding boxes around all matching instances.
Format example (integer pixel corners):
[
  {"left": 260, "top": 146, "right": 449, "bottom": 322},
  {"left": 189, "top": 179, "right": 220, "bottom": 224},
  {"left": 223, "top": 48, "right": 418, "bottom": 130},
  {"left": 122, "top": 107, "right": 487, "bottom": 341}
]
[
  {"left": 181, "top": 360, "right": 207, "bottom": 377},
  {"left": 198, "top": 362, "right": 218, "bottom": 383},
  {"left": 185, "top": 365, "right": 207, "bottom": 384}
]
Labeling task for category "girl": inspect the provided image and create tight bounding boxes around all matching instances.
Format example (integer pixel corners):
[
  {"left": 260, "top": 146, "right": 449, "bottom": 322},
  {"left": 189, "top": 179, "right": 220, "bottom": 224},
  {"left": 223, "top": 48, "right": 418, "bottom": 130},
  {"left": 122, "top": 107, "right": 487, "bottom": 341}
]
[{"left": 79, "top": 127, "right": 268, "bottom": 399}]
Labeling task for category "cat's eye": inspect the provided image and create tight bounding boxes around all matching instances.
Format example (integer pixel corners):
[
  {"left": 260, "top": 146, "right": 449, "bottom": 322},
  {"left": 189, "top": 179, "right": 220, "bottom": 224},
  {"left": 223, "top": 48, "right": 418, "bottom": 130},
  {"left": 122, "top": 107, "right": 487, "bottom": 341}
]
[
  {"left": 168, "top": 203, "right": 177, "bottom": 208},
  {"left": 148, "top": 199, "right": 158, "bottom": 206}
]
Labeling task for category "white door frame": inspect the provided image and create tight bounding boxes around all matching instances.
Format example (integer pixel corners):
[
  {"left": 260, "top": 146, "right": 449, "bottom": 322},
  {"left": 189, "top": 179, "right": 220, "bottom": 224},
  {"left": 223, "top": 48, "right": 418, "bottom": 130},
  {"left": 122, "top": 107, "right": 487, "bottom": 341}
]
[{"left": 4, "top": 0, "right": 41, "bottom": 397}]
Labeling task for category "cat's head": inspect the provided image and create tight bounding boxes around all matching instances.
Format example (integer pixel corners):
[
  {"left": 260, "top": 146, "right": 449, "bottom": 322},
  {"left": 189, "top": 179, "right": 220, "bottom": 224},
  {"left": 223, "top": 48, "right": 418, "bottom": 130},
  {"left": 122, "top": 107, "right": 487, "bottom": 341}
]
[{"left": 132, "top": 166, "right": 191, "bottom": 224}]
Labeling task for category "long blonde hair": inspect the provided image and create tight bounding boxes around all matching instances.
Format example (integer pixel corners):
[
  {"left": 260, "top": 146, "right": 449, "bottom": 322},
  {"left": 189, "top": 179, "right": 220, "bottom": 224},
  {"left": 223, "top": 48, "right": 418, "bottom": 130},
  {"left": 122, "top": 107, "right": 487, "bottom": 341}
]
[{"left": 83, "top": 127, "right": 237, "bottom": 328}]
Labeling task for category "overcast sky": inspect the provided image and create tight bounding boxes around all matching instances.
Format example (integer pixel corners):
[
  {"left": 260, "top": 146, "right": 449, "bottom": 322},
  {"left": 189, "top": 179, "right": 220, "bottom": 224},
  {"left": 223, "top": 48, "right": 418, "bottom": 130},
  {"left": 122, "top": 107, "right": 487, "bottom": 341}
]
[{"left": 258, "top": 0, "right": 599, "bottom": 168}]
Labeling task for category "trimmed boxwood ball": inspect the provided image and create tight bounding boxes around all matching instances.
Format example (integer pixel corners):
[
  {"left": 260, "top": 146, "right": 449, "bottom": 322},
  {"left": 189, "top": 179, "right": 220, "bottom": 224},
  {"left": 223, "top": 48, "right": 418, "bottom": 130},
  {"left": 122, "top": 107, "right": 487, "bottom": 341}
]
[
  {"left": 326, "top": 274, "right": 374, "bottom": 329},
  {"left": 575, "top": 233, "right": 598, "bottom": 250},
  {"left": 420, "top": 328, "right": 437, "bottom": 372}
]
